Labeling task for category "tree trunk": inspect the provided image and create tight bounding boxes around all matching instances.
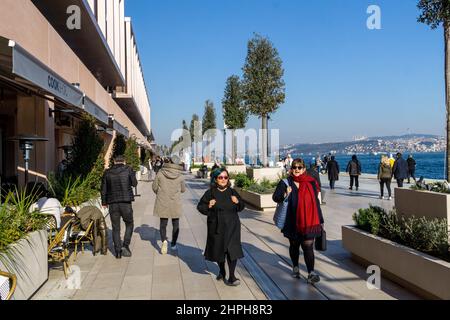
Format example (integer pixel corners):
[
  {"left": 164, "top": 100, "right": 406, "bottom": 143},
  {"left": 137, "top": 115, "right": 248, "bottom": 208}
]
[
  {"left": 445, "top": 22, "right": 450, "bottom": 182},
  {"left": 261, "top": 115, "right": 268, "bottom": 167}
]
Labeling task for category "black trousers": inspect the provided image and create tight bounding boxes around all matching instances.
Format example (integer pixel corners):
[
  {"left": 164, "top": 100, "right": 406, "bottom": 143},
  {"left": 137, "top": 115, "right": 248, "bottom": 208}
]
[
  {"left": 408, "top": 169, "right": 416, "bottom": 183},
  {"left": 379, "top": 178, "right": 392, "bottom": 197},
  {"left": 109, "top": 202, "right": 134, "bottom": 252},
  {"left": 396, "top": 179, "right": 404, "bottom": 188},
  {"left": 160, "top": 218, "right": 180, "bottom": 246},
  {"left": 329, "top": 180, "right": 336, "bottom": 190},
  {"left": 289, "top": 238, "right": 315, "bottom": 274},
  {"left": 350, "top": 175, "right": 359, "bottom": 188}
]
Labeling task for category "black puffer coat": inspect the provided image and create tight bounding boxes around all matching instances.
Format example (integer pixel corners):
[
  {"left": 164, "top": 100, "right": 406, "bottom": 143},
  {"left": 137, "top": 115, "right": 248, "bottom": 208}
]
[
  {"left": 101, "top": 164, "right": 138, "bottom": 205},
  {"left": 197, "top": 187, "right": 245, "bottom": 263}
]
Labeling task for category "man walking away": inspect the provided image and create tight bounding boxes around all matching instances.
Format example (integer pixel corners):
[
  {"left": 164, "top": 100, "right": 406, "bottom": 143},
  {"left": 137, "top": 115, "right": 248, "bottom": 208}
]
[
  {"left": 346, "top": 155, "right": 362, "bottom": 191},
  {"left": 407, "top": 155, "right": 417, "bottom": 184},
  {"left": 101, "top": 155, "right": 138, "bottom": 259},
  {"left": 326, "top": 156, "right": 340, "bottom": 190},
  {"left": 392, "top": 152, "right": 409, "bottom": 188}
]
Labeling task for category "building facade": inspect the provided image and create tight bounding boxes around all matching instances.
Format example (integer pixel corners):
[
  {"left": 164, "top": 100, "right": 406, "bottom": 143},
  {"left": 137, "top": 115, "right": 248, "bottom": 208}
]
[{"left": 0, "top": 0, "right": 152, "bottom": 186}]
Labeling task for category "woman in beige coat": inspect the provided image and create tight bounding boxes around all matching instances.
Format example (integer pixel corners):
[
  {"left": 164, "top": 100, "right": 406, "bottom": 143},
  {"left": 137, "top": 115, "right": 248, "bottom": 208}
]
[{"left": 152, "top": 160, "right": 186, "bottom": 254}]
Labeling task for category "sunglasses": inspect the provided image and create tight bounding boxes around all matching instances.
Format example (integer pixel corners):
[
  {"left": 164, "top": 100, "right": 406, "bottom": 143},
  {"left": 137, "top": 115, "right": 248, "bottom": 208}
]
[
  {"left": 217, "top": 176, "right": 229, "bottom": 180},
  {"left": 292, "top": 166, "right": 304, "bottom": 170}
]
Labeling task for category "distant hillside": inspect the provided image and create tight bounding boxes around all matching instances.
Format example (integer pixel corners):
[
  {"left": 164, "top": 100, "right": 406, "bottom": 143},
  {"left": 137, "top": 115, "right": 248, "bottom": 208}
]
[{"left": 281, "top": 134, "right": 444, "bottom": 155}]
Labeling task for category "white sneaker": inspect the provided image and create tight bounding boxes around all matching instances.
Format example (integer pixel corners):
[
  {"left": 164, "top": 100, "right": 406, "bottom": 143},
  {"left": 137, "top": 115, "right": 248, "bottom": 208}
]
[
  {"left": 388, "top": 197, "right": 392, "bottom": 200},
  {"left": 161, "top": 240, "right": 168, "bottom": 255},
  {"left": 171, "top": 244, "right": 178, "bottom": 251}
]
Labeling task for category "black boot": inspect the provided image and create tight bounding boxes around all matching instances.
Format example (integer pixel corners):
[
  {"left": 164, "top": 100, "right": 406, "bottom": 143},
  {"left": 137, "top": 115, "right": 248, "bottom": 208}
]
[{"left": 115, "top": 249, "right": 122, "bottom": 259}]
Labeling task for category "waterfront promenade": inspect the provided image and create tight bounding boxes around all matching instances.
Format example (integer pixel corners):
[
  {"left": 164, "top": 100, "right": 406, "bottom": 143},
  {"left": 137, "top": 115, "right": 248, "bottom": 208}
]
[{"left": 33, "top": 173, "right": 419, "bottom": 300}]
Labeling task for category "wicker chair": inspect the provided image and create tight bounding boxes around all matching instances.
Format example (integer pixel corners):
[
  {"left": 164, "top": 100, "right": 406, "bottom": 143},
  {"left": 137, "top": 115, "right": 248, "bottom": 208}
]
[
  {"left": 48, "top": 218, "right": 74, "bottom": 279},
  {"left": 69, "top": 220, "right": 94, "bottom": 262},
  {"left": 0, "top": 271, "right": 17, "bottom": 300},
  {"left": 43, "top": 214, "right": 58, "bottom": 242}
]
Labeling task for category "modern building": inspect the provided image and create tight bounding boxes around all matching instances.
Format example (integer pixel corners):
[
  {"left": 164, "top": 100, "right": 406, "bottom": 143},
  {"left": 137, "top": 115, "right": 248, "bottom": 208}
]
[{"left": 0, "top": 0, "right": 153, "bottom": 186}]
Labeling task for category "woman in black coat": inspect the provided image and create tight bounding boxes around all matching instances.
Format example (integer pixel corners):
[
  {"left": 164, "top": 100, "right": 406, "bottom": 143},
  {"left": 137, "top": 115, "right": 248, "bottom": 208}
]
[
  {"left": 197, "top": 168, "right": 245, "bottom": 286},
  {"left": 273, "top": 158, "right": 324, "bottom": 284},
  {"left": 326, "top": 156, "right": 340, "bottom": 190}
]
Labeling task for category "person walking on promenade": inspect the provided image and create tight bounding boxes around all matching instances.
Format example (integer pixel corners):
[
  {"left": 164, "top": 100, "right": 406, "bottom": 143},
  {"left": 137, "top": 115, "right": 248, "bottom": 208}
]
[
  {"left": 152, "top": 157, "right": 186, "bottom": 254},
  {"left": 154, "top": 156, "right": 163, "bottom": 175},
  {"left": 389, "top": 154, "right": 395, "bottom": 168},
  {"left": 197, "top": 168, "right": 245, "bottom": 286},
  {"left": 346, "top": 155, "right": 362, "bottom": 191},
  {"left": 407, "top": 155, "right": 417, "bottom": 184},
  {"left": 285, "top": 154, "right": 293, "bottom": 172},
  {"left": 101, "top": 155, "right": 138, "bottom": 259},
  {"left": 326, "top": 156, "right": 340, "bottom": 190},
  {"left": 392, "top": 152, "right": 409, "bottom": 188},
  {"left": 378, "top": 155, "right": 393, "bottom": 200},
  {"left": 307, "top": 164, "right": 325, "bottom": 205},
  {"left": 272, "top": 159, "right": 324, "bottom": 284}
]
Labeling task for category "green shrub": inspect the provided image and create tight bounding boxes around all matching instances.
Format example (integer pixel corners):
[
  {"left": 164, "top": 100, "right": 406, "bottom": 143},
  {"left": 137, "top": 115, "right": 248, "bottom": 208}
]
[
  {"left": 235, "top": 173, "right": 254, "bottom": 189},
  {"left": 410, "top": 181, "right": 450, "bottom": 194},
  {"left": 352, "top": 205, "right": 384, "bottom": 235},
  {"left": 48, "top": 172, "right": 99, "bottom": 207},
  {"left": 353, "top": 205, "right": 450, "bottom": 261}
]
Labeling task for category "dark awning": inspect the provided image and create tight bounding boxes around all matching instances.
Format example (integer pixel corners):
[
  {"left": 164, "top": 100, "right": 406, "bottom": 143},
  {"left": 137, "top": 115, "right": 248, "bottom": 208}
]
[
  {"left": 31, "top": 0, "right": 125, "bottom": 87},
  {"left": 83, "top": 96, "right": 109, "bottom": 126},
  {"left": 0, "top": 37, "right": 84, "bottom": 108}
]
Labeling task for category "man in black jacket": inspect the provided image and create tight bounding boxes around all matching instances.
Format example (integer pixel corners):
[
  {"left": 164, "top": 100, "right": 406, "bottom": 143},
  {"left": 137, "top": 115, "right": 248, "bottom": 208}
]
[
  {"left": 101, "top": 155, "right": 138, "bottom": 259},
  {"left": 392, "top": 152, "right": 409, "bottom": 188},
  {"left": 346, "top": 155, "right": 362, "bottom": 191},
  {"left": 407, "top": 155, "right": 417, "bottom": 184}
]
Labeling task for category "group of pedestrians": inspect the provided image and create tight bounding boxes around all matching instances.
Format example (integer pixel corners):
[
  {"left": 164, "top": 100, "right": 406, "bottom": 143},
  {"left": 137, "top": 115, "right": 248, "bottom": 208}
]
[{"left": 100, "top": 153, "right": 325, "bottom": 287}]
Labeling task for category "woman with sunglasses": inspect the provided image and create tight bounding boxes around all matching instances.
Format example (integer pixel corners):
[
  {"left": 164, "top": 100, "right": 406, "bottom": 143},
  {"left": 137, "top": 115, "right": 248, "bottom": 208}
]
[
  {"left": 272, "top": 158, "right": 324, "bottom": 283},
  {"left": 197, "top": 168, "right": 245, "bottom": 286}
]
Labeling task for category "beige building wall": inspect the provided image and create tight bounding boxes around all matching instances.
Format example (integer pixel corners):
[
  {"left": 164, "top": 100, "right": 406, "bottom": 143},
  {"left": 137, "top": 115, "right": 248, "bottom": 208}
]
[{"left": 0, "top": 0, "right": 149, "bottom": 144}]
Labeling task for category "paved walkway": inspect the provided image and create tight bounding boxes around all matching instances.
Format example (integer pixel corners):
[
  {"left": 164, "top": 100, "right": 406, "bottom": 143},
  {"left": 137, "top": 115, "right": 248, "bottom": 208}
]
[{"left": 33, "top": 173, "right": 419, "bottom": 300}]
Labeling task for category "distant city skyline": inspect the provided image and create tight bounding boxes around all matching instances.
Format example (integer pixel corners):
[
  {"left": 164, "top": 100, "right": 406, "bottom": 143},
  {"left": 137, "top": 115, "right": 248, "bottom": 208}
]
[{"left": 125, "top": 0, "right": 446, "bottom": 146}]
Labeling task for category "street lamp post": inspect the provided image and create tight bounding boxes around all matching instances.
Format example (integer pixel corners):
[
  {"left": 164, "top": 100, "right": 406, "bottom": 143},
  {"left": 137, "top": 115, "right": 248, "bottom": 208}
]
[{"left": 8, "top": 135, "right": 49, "bottom": 186}]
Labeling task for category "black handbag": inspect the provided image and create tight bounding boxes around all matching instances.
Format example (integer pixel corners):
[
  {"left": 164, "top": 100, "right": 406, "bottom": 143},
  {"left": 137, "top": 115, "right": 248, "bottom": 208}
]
[{"left": 315, "top": 227, "right": 327, "bottom": 251}]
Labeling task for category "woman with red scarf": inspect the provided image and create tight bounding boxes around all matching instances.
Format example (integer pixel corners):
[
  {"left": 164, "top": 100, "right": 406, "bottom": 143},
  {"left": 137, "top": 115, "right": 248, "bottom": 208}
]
[{"left": 272, "top": 158, "right": 324, "bottom": 283}]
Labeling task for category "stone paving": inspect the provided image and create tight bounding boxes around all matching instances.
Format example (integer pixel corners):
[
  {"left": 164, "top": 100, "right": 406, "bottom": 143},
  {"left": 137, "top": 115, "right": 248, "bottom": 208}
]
[{"left": 33, "top": 173, "right": 420, "bottom": 300}]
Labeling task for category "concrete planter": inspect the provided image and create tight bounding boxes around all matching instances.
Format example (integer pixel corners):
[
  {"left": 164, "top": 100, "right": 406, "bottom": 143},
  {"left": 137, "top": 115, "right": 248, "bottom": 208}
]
[
  {"left": 0, "top": 230, "right": 48, "bottom": 300},
  {"left": 246, "top": 167, "right": 284, "bottom": 183},
  {"left": 395, "top": 188, "right": 450, "bottom": 220},
  {"left": 395, "top": 188, "right": 450, "bottom": 242},
  {"left": 235, "top": 187, "right": 276, "bottom": 212},
  {"left": 225, "top": 165, "right": 247, "bottom": 175},
  {"left": 342, "top": 225, "right": 450, "bottom": 300}
]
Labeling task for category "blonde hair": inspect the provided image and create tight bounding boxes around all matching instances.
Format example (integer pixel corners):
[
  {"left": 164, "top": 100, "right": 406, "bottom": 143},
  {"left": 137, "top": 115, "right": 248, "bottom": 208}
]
[{"left": 381, "top": 155, "right": 390, "bottom": 166}]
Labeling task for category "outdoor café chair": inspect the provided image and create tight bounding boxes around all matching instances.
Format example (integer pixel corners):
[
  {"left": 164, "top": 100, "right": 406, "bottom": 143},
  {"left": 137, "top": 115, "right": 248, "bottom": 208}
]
[
  {"left": 69, "top": 220, "right": 94, "bottom": 262},
  {"left": 48, "top": 218, "right": 74, "bottom": 279},
  {"left": 0, "top": 270, "right": 17, "bottom": 300}
]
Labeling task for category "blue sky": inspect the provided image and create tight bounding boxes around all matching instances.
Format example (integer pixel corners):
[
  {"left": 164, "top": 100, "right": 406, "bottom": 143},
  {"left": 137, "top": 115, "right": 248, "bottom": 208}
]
[{"left": 125, "top": 0, "right": 445, "bottom": 146}]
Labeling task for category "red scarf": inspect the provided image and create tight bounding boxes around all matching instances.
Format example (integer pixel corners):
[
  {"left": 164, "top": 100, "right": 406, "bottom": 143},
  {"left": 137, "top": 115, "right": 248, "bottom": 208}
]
[{"left": 292, "top": 173, "right": 321, "bottom": 235}]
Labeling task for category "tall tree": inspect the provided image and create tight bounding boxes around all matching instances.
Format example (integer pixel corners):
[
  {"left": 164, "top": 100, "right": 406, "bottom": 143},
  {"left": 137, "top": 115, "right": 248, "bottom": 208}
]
[
  {"left": 67, "top": 114, "right": 104, "bottom": 177},
  {"left": 202, "top": 100, "right": 217, "bottom": 161},
  {"left": 222, "top": 75, "right": 248, "bottom": 164},
  {"left": 190, "top": 114, "right": 201, "bottom": 162},
  {"left": 242, "top": 34, "right": 285, "bottom": 167},
  {"left": 418, "top": 0, "right": 450, "bottom": 181}
]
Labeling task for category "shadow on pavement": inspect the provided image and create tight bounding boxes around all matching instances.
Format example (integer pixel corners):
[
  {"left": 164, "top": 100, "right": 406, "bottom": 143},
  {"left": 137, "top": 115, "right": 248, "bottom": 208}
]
[{"left": 134, "top": 224, "right": 210, "bottom": 275}]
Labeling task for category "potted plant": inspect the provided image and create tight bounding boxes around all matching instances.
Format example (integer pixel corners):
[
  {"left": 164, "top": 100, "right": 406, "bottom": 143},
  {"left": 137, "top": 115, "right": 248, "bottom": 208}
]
[{"left": 0, "top": 188, "right": 50, "bottom": 300}]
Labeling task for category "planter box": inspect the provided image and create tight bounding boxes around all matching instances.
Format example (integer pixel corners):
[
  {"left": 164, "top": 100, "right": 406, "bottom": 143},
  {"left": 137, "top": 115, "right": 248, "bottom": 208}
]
[
  {"left": 235, "top": 187, "right": 276, "bottom": 212},
  {"left": 0, "top": 230, "right": 48, "bottom": 300},
  {"left": 246, "top": 167, "right": 284, "bottom": 183},
  {"left": 395, "top": 188, "right": 450, "bottom": 243},
  {"left": 342, "top": 225, "right": 450, "bottom": 300},
  {"left": 225, "top": 165, "right": 247, "bottom": 175},
  {"left": 395, "top": 188, "right": 449, "bottom": 220}
]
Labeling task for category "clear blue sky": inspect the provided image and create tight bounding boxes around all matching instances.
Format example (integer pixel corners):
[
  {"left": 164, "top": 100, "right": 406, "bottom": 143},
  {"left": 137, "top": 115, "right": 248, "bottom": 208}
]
[{"left": 125, "top": 0, "right": 445, "bottom": 146}]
